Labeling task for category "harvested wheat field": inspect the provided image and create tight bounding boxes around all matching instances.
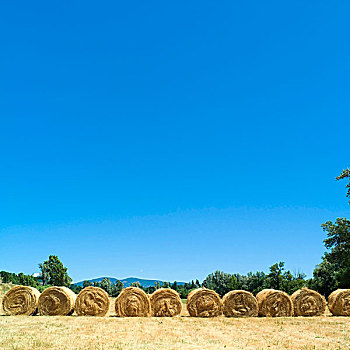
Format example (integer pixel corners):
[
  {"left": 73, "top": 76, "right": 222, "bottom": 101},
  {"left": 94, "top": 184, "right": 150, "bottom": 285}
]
[
  {"left": 1, "top": 315, "right": 350, "bottom": 350},
  {"left": 1, "top": 295, "right": 350, "bottom": 349}
]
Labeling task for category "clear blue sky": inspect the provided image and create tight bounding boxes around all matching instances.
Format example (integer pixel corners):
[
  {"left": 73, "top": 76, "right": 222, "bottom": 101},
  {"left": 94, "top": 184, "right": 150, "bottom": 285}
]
[{"left": 0, "top": 1, "right": 349, "bottom": 283}]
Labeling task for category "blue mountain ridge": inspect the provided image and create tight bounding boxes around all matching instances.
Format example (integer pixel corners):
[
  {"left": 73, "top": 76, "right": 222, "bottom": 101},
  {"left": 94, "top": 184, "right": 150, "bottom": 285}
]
[{"left": 73, "top": 277, "right": 185, "bottom": 288}]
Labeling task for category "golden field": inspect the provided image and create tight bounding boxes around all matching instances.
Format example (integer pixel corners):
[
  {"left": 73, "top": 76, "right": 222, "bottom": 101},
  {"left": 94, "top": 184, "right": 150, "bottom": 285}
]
[
  {"left": 1, "top": 314, "right": 350, "bottom": 350},
  {"left": 0, "top": 299, "right": 349, "bottom": 350}
]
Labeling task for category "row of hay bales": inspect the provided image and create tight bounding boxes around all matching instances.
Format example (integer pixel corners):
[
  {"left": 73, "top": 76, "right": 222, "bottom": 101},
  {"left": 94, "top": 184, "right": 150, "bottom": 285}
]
[{"left": 2, "top": 286, "right": 350, "bottom": 317}]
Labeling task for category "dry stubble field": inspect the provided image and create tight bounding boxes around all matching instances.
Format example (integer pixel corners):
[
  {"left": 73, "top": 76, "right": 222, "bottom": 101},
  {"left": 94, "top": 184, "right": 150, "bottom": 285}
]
[{"left": 1, "top": 299, "right": 350, "bottom": 350}]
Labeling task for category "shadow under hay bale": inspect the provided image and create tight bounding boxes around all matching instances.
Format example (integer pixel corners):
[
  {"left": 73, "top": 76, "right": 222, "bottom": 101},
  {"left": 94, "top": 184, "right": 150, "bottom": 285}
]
[
  {"left": 2, "top": 286, "right": 40, "bottom": 316},
  {"left": 75, "top": 286, "right": 110, "bottom": 316},
  {"left": 256, "top": 289, "right": 293, "bottom": 317},
  {"left": 328, "top": 289, "right": 350, "bottom": 316},
  {"left": 291, "top": 288, "right": 326, "bottom": 316},
  {"left": 187, "top": 288, "right": 223, "bottom": 317},
  {"left": 222, "top": 290, "right": 258, "bottom": 317},
  {"left": 115, "top": 287, "right": 151, "bottom": 317},
  {"left": 38, "top": 286, "right": 76, "bottom": 316},
  {"left": 150, "top": 288, "right": 182, "bottom": 317}
]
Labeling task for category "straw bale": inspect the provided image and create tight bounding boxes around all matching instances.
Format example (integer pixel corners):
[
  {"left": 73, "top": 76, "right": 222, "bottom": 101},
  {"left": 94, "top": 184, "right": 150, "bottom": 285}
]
[
  {"left": 222, "top": 290, "right": 258, "bottom": 317},
  {"left": 115, "top": 287, "right": 151, "bottom": 317},
  {"left": 150, "top": 288, "right": 182, "bottom": 317},
  {"left": 187, "top": 288, "right": 223, "bottom": 317},
  {"left": 291, "top": 288, "right": 326, "bottom": 316},
  {"left": 2, "top": 286, "right": 40, "bottom": 315},
  {"left": 38, "top": 286, "right": 76, "bottom": 316},
  {"left": 75, "top": 286, "right": 110, "bottom": 316},
  {"left": 256, "top": 289, "right": 293, "bottom": 317},
  {"left": 328, "top": 289, "right": 350, "bottom": 316}
]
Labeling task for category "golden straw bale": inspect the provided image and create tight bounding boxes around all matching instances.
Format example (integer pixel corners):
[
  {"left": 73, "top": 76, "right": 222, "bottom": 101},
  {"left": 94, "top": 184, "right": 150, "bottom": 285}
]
[
  {"left": 2, "top": 286, "right": 40, "bottom": 315},
  {"left": 256, "top": 289, "right": 293, "bottom": 317},
  {"left": 187, "top": 288, "right": 223, "bottom": 317},
  {"left": 38, "top": 286, "right": 76, "bottom": 316},
  {"left": 75, "top": 286, "right": 110, "bottom": 316},
  {"left": 150, "top": 288, "right": 182, "bottom": 317},
  {"left": 222, "top": 290, "right": 258, "bottom": 317},
  {"left": 328, "top": 289, "right": 350, "bottom": 316},
  {"left": 115, "top": 287, "right": 151, "bottom": 317},
  {"left": 291, "top": 288, "right": 326, "bottom": 316}
]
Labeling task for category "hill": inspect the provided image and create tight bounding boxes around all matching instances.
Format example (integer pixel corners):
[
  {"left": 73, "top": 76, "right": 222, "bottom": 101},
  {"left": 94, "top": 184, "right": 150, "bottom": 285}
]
[
  {"left": 0, "top": 282, "right": 15, "bottom": 298},
  {"left": 73, "top": 277, "right": 185, "bottom": 288}
]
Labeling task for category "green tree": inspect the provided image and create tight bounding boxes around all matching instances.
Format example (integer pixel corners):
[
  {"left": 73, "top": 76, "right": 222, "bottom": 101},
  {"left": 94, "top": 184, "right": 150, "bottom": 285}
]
[
  {"left": 321, "top": 218, "right": 350, "bottom": 287},
  {"left": 70, "top": 285, "right": 83, "bottom": 294},
  {"left": 39, "top": 255, "right": 72, "bottom": 287},
  {"left": 310, "top": 168, "right": 350, "bottom": 295},
  {"left": 336, "top": 168, "right": 350, "bottom": 203},
  {"left": 202, "top": 270, "right": 237, "bottom": 296},
  {"left": 100, "top": 278, "right": 112, "bottom": 294},
  {"left": 308, "top": 259, "right": 337, "bottom": 296},
  {"left": 281, "top": 270, "right": 306, "bottom": 294},
  {"left": 18, "top": 273, "right": 40, "bottom": 287},
  {"left": 171, "top": 281, "right": 178, "bottom": 291},
  {"left": 246, "top": 271, "right": 267, "bottom": 294},
  {"left": 83, "top": 280, "right": 92, "bottom": 288},
  {"left": 267, "top": 262, "right": 285, "bottom": 290},
  {"left": 110, "top": 280, "right": 124, "bottom": 297},
  {"left": 0, "top": 271, "right": 41, "bottom": 287},
  {"left": 131, "top": 281, "right": 141, "bottom": 288}
]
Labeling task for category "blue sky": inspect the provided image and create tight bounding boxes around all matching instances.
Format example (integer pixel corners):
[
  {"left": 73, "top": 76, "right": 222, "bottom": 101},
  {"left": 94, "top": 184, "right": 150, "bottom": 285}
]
[{"left": 0, "top": 1, "right": 349, "bottom": 282}]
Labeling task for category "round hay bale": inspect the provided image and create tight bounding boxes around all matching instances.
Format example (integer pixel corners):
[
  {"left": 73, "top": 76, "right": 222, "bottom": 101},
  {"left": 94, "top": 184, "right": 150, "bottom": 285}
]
[
  {"left": 256, "top": 289, "right": 293, "bottom": 317},
  {"left": 2, "top": 286, "right": 40, "bottom": 315},
  {"left": 328, "top": 289, "right": 350, "bottom": 316},
  {"left": 222, "top": 290, "right": 258, "bottom": 317},
  {"left": 115, "top": 287, "right": 151, "bottom": 317},
  {"left": 187, "top": 288, "right": 223, "bottom": 317},
  {"left": 291, "top": 288, "right": 326, "bottom": 316},
  {"left": 150, "top": 288, "right": 182, "bottom": 317},
  {"left": 75, "top": 286, "right": 110, "bottom": 316},
  {"left": 38, "top": 286, "right": 76, "bottom": 316}
]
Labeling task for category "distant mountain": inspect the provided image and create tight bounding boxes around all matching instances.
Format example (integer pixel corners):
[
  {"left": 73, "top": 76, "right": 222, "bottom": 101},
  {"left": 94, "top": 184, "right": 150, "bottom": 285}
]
[{"left": 73, "top": 277, "right": 185, "bottom": 288}]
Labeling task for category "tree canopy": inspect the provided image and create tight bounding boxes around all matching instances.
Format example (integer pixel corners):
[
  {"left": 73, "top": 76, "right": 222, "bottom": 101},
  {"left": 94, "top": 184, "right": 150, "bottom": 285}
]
[
  {"left": 309, "top": 168, "right": 350, "bottom": 295},
  {"left": 336, "top": 168, "right": 350, "bottom": 203},
  {"left": 39, "top": 255, "right": 72, "bottom": 287}
]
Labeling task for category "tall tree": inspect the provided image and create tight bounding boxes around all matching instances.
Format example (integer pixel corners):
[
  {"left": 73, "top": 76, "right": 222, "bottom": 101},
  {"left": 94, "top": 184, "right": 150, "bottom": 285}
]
[
  {"left": 100, "top": 278, "right": 112, "bottom": 294},
  {"left": 336, "top": 168, "right": 350, "bottom": 203},
  {"left": 321, "top": 218, "right": 350, "bottom": 287},
  {"left": 308, "top": 259, "right": 337, "bottom": 296},
  {"left": 267, "top": 262, "right": 285, "bottom": 290},
  {"left": 39, "top": 255, "right": 72, "bottom": 287},
  {"left": 310, "top": 168, "right": 350, "bottom": 295},
  {"left": 111, "top": 280, "right": 124, "bottom": 297},
  {"left": 171, "top": 281, "right": 178, "bottom": 291}
]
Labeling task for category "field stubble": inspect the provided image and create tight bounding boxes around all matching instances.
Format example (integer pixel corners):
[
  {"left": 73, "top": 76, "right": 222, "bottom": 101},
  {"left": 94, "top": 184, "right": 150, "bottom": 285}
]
[{"left": 1, "top": 298, "right": 350, "bottom": 349}]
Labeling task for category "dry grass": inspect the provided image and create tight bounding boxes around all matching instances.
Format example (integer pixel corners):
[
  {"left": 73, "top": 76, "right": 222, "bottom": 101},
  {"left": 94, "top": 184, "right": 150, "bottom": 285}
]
[
  {"left": 1, "top": 314, "right": 350, "bottom": 349},
  {"left": 1, "top": 296, "right": 349, "bottom": 349}
]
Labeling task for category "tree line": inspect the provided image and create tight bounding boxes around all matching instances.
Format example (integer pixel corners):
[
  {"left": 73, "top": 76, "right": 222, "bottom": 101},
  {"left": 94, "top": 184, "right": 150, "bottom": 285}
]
[{"left": 1, "top": 169, "right": 349, "bottom": 298}]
